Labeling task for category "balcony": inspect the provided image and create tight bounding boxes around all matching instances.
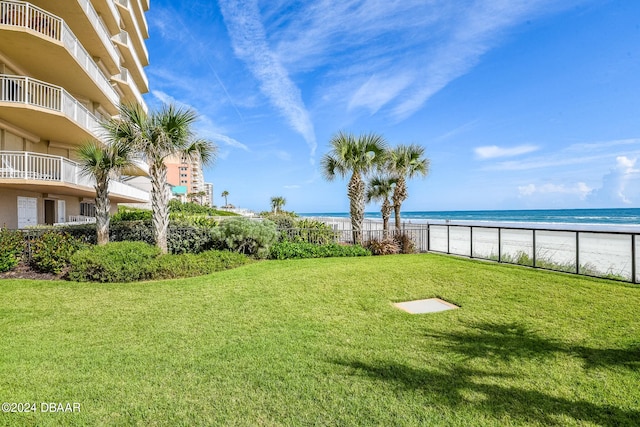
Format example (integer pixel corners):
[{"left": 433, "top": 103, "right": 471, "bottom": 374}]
[
  {"left": 0, "top": 74, "right": 103, "bottom": 144},
  {"left": 0, "top": 151, "right": 150, "bottom": 203},
  {"left": 0, "top": 0, "right": 120, "bottom": 113},
  {"left": 112, "top": 30, "right": 149, "bottom": 92},
  {"left": 30, "top": 0, "right": 121, "bottom": 75},
  {"left": 87, "top": 0, "right": 122, "bottom": 39},
  {"left": 114, "top": 0, "right": 149, "bottom": 66},
  {"left": 112, "top": 67, "right": 147, "bottom": 111}
]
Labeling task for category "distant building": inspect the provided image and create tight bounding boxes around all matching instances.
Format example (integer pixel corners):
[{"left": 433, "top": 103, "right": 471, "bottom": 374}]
[
  {"left": 203, "top": 182, "right": 214, "bottom": 206},
  {"left": 165, "top": 154, "right": 205, "bottom": 204},
  {"left": 0, "top": 0, "right": 151, "bottom": 228}
]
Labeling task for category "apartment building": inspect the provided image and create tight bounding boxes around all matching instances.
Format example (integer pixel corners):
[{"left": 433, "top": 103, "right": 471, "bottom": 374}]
[
  {"left": 0, "top": 0, "right": 150, "bottom": 228},
  {"left": 165, "top": 153, "right": 209, "bottom": 204}
]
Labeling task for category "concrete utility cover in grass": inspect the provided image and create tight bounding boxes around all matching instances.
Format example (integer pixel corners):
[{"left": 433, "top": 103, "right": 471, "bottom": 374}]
[{"left": 394, "top": 298, "right": 459, "bottom": 314}]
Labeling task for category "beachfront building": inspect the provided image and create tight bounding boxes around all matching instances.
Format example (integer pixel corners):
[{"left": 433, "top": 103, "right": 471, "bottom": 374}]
[
  {"left": 203, "top": 182, "right": 213, "bottom": 207},
  {"left": 0, "top": 0, "right": 151, "bottom": 228},
  {"left": 165, "top": 153, "right": 208, "bottom": 205}
]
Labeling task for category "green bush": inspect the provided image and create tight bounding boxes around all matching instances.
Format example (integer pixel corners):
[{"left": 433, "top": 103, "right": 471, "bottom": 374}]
[
  {"left": 169, "top": 200, "right": 238, "bottom": 216},
  {"left": 69, "top": 241, "right": 160, "bottom": 282},
  {"left": 0, "top": 228, "right": 24, "bottom": 272},
  {"left": 112, "top": 207, "right": 153, "bottom": 222},
  {"left": 69, "top": 242, "right": 250, "bottom": 282},
  {"left": 212, "top": 218, "right": 278, "bottom": 258},
  {"left": 151, "top": 250, "right": 250, "bottom": 280},
  {"left": 269, "top": 242, "right": 371, "bottom": 260},
  {"left": 29, "top": 231, "right": 86, "bottom": 274},
  {"left": 281, "top": 219, "right": 337, "bottom": 244},
  {"left": 167, "top": 224, "right": 215, "bottom": 254}
]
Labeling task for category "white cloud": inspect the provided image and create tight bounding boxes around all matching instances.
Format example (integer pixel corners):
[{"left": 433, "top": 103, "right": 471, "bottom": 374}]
[
  {"left": 218, "top": 0, "right": 317, "bottom": 158},
  {"left": 588, "top": 156, "right": 640, "bottom": 205},
  {"left": 518, "top": 182, "right": 592, "bottom": 199},
  {"left": 348, "top": 73, "right": 413, "bottom": 114},
  {"left": 475, "top": 144, "right": 539, "bottom": 159},
  {"left": 284, "top": 184, "right": 301, "bottom": 189}
]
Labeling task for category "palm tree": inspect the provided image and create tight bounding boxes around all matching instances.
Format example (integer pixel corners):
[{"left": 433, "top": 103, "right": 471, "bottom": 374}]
[
  {"left": 77, "top": 139, "right": 136, "bottom": 245},
  {"left": 321, "top": 131, "right": 388, "bottom": 244},
  {"left": 105, "top": 103, "right": 217, "bottom": 254},
  {"left": 387, "top": 144, "right": 430, "bottom": 231},
  {"left": 270, "top": 196, "right": 286, "bottom": 213},
  {"left": 366, "top": 175, "right": 396, "bottom": 237},
  {"left": 221, "top": 190, "right": 229, "bottom": 207}
]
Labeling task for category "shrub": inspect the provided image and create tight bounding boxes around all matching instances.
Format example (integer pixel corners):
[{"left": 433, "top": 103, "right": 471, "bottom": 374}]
[
  {"left": 0, "top": 228, "right": 24, "bottom": 272},
  {"left": 29, "top": 231, "right": 86, "bottom": 274},
  {"left": 212, "top": 218, "right": 278, "bottom": 258},
  {"left": 150, "top": 250, "right": 250, "bottom": 280},
  {"left": 68, "top": 241, "right": 160, "bottom": 282},
  {"left": 167, "top": 224, "right": 215, "bottom": 254},
  {"left": 366, "top": 237, "right": 401, "bottom": 256},
  {"left": 112, "top": 207, "right": 152, "bottom": 222},
  {"left": 395, "top": 232, "right": 417, "bottom": 254},
  {"left": 269, "top": 241, "right": 371, "bottom": 260}
]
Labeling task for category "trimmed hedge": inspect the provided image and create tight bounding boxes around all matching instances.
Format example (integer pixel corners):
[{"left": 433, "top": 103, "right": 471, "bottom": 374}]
[
  {"left": 29, "top": 231, "right": 86, "bottom": 274},
  {"left": 68, "top": 241, "right": 250, "bottom": 282},
  {"left": 0, "top": 228, "right": 23, "bottom": 272},
  {"left": 269, "top": 241, "right": 371, "bottom": 260}
]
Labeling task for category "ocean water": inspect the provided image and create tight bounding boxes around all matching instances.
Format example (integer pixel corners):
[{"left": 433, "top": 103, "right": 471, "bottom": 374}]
[{"left": 301, "top": 208, "right": 640, "bottom": 227}]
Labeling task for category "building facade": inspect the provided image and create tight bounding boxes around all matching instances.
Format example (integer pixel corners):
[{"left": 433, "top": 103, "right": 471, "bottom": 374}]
[
  {"left": 0, "top": 0, "right": 150, "bottom": 228},
  {"left": 165, "top": 153, "right": 208, "bottom": 204}
]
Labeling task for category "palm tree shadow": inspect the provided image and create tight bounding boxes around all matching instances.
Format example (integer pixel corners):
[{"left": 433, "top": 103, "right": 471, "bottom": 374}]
[
  {"left": 332, "top": 359, "right": 640, "bottom": 426},
  {"left": 426, "top": 321, "right": 640, "bottom": 370}
]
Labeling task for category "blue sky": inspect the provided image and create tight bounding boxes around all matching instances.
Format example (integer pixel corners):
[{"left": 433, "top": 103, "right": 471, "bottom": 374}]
[{"left": 145, "top": 0, "right": 640, "bottom": 213}]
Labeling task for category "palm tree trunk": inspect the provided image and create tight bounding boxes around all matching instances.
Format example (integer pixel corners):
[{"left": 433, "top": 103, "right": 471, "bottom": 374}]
[
  {"left": 348, "top": 172, "right": 365, "bottom": 244},
  {"left": 381, "top": 198, "right": 391, "bottom": 238},
  {"left": 393, "top": 178, "right": 407, "bottom": 232},
  {"left": 94, "top": 177, "right": 110, "bottom": 246},
  {"left": 150, "top": 163, "right": 170, "bottom": 254}
]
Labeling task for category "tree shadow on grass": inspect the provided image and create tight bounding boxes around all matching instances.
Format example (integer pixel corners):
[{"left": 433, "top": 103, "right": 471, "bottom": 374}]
[
  {"left": 332, "top": 359, "right": 640, "bottom": 426},
  {"left": 425, "top": 321, "right": 640, "bottom": 370}
]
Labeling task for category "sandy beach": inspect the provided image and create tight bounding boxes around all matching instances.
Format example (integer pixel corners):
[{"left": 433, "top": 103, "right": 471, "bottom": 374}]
[{"left": 309, "top": 216, "right": 638, "bottom": 282}]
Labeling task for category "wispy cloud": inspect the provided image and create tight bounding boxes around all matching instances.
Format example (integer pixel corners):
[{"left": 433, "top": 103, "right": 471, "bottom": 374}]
[
  {"left": 218, "top": 0, "right": 317, "bottom": 159},
  {"left": 151, "top": 90, "right": 250, "bottom": 152},
  {"left": 284, "top": 184, "right": 301, "bottom": 189},
  {"left": 475, "top": 144, "right": 539, "bottom": 159},
  {"left": 518, "top": 182, "right": 592, "bottom": 199},
  {"left": 260, "top": 0, "right": 579, "bottom": 122}
]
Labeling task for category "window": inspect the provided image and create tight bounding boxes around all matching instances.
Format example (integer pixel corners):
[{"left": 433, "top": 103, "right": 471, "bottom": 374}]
[{"left": 80, "top": 202, "right": 96, "bottom": 217}]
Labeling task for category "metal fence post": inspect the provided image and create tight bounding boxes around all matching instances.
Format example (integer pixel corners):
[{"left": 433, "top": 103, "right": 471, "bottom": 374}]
[
  {"left": 532, "top": 229, "right": 536, "bottom": 267},
  {"left": 632, "top": 234, "right": 637, "bottom": 284},
  {"left": 470, "top": 226, "right": 474, "bottom": 258},
  {"left": 576, "top": 231, "right": 580, "bottom": 275},
  {"left": 498, "top": 228, "right": 502, "bottom": 263}
]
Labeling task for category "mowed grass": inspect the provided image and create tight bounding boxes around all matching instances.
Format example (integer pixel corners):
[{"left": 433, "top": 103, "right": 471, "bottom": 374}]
[{"left": 1, "top": 254, "right": 639, "bottom": 426}]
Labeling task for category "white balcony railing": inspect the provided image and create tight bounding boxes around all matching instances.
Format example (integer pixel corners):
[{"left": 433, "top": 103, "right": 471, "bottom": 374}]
[
  {"left": 76, "top": 0, "right": 121, "bottom": 66},
  {"left": 0, "top": 74, "right": 102, "bottom": 138},
  {"left": 114, "top": 0, "right": 149, "bottom": 62},
  {"left": 114, "top": 67, "right": 147, "bottom": 111},
  {"left": 0, "top": 151, "right": 150, "bottom": 202},
  {"left": 112, "top": 30, "right": 149, "bottom": 90},
  {"left": 0, "top": 0, "right": 120, "bottom": 106}
]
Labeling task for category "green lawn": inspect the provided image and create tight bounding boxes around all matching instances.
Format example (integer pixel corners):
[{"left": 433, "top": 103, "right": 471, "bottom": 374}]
[{"left": 1, "top": 254, "right": 639, "bottom": 426}]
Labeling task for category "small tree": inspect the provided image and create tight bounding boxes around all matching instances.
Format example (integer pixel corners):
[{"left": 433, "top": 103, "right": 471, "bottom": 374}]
[
  {"left": 270, "top": 196, "right": 286, "bottom": 213},
  {"left": 366, "top": 175, "right": 396, "bottom": 237},
  {"left": 221, "top": 190, "right": 230, "bottom": 206},
  {"left": 77, "top": 139, "right": 135, "bottom": 245},
  {"left": 321, "top": 131, "right": 388, "bottom": 244},
  {"left": 104, "top": 103, "right": 217, "bottom": 254},
  {"left": 387, "top": 144, "right": 430, "bottom": 231}
]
